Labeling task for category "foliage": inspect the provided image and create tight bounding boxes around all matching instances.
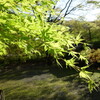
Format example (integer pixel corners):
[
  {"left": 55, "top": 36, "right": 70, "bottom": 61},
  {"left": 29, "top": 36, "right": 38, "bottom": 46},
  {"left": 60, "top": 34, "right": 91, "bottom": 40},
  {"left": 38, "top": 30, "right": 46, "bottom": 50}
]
[
  {"left": 0, "top": 0, "right": 97, "bottom": 91},
  {"left": 89, "top": 49, "right": 100, "bottom": 63},
  {"left": 64, "top": 20, "right": 100, "bottom": 42},
  {"left": 87, "top": 0, "right": 100, "bottom": 7}
]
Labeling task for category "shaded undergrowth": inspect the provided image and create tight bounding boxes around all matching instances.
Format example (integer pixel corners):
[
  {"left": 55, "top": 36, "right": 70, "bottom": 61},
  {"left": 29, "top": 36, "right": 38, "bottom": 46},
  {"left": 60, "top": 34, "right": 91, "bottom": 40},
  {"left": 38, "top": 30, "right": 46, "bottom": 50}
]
[{"left": 0, "top": 61, "right": 100, "bottom": 100}]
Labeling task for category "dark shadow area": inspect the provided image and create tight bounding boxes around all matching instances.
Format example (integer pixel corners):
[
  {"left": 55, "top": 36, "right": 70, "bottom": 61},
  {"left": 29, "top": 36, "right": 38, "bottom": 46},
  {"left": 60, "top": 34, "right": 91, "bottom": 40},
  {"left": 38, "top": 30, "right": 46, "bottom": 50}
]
[
  {"left": 0, "top": 61, "right": 77, "bottom": 81},
  {"left": 49, "top": 66, "right": 77, "bottom": 78},
  {"left": 89, "top": 63, "right": 100, "bottom": 71},
  {"left": 91, "top": 41, "right": 100, "bottom": 49},
  {"left": 0, "top": 60, "right": 99, "bottom": 81},
  {"left": 90, "top": 89, "right": 100, "bottom": 100}
]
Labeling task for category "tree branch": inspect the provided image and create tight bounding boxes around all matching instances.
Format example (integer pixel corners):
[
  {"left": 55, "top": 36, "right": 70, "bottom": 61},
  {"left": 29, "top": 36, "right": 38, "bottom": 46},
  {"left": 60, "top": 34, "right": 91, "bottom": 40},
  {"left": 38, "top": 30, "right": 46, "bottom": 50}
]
[{"left": 64, "top": 0, "right": 73, "bottom": 17}]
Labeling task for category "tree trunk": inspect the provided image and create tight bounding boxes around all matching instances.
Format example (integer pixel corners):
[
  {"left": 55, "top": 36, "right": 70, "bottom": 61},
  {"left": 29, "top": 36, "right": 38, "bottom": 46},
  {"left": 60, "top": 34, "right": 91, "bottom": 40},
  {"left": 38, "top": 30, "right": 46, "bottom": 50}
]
[
  {"left": 0, "top": 90, "right": 5, "bottom": 100},
  {"left": 88, "top": 29, "right": 92, "bottom": 41}
]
